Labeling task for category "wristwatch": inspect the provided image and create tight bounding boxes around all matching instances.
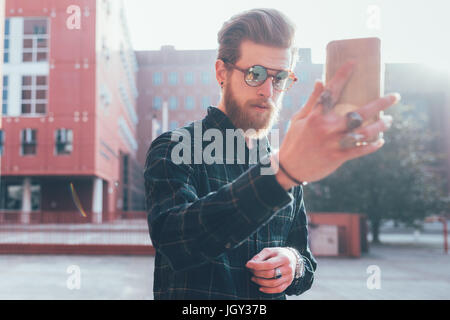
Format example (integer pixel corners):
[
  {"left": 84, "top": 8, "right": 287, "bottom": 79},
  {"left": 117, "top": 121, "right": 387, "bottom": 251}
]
[{"left": 287, "top": 247, "right": 305, "bottom": 279}]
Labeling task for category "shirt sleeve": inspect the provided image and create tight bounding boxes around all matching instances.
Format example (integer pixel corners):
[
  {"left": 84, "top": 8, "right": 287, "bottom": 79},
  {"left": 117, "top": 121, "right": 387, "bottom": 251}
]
[
  {"left": 144, "top": 132, "right": 293, "bottom": 272},
  {"left": 285, "top": 187, "right": 318, "bottom": 296}
]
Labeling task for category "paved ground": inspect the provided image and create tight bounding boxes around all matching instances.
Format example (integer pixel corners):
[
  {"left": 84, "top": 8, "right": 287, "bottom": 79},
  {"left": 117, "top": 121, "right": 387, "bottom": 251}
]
[{"left": 0, "top": 233, "right": 448, "bottom": 300}]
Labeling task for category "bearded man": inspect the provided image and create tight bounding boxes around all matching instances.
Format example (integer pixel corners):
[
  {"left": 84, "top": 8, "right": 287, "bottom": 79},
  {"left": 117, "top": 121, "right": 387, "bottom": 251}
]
[{"left": 144, "top": 8, "right": 399, "bottom": 300}]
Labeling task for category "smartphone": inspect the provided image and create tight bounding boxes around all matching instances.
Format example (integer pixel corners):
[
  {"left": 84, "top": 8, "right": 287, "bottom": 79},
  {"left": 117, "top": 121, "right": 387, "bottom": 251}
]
[{"left": 325, "top": 37, "right": 384, "bottom": 138}]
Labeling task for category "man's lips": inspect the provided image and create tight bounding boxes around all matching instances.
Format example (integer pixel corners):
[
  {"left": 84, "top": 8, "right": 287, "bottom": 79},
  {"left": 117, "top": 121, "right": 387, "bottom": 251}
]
[{"left": 251, "top": 104, "right": 270, "bottom": 111}]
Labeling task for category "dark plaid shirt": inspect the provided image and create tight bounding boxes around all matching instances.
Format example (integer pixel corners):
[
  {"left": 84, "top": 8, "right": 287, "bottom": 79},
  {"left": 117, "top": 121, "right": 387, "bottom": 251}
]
[{"left": 144, "top": 106, "right": 317, "bottom": 300}]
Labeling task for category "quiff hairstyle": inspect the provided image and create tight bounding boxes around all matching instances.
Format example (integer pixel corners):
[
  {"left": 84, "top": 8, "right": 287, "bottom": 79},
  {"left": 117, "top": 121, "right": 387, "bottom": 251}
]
[{"left": 217, "top": 8, "right": 299, "bottom": 70}]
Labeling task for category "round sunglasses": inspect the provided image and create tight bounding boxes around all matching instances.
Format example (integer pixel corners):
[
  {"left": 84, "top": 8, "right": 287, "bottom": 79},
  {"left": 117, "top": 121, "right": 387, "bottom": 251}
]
[{"left": 225, "top": 62, "right": 298, "bottom": 92}]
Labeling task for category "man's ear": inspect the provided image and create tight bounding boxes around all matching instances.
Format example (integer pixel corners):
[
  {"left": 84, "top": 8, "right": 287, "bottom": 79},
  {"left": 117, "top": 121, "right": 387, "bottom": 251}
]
[{"left": 215, "top": 59, "right": 228, "bottom": 88}]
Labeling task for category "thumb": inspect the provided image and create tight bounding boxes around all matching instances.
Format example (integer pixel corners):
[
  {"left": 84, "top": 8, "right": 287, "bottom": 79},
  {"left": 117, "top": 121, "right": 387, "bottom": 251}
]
[{"left": 247, "top": 248, "right": 276, "bottom": 264}]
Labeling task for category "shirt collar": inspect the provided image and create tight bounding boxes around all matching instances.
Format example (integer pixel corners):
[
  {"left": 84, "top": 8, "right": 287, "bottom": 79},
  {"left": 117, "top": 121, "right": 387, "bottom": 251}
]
[
  {"left": 205, "top": 106, "right": 236, "bottom": 132},
  {"left": 204, "top": 106, "right": 272, "bottom": 159}
]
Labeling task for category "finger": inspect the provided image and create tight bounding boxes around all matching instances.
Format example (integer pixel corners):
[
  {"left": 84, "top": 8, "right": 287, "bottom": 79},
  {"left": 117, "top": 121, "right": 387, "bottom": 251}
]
[
  {"left": 295, "top": 80, "right": 324, "bottom": 120},
  {"left": 353, "top": 115, "right": 393, "bottom": 141},
  {"left": 357, "top": 93, "right": 401, "bottom": 123},
  {"left": 246, "top": 255, "right": 286, "bottom": 271},
  {"left": 259, "top": 281, "right": 291, "bottom": 294},
  {"left": 341, "top": 138, "right": 385, "bottom": 161},
  {"left": 316, "top": 61, "right": 356, "bottom": 112},
  {"left": 251, "top": 275, "right": 287, "bottom": 288},
  {"left": 247, "top": 247, "right": 277, "bottom": 264},
  {"left": 250, "top": 264, "right": 292, "bottom": 279}
]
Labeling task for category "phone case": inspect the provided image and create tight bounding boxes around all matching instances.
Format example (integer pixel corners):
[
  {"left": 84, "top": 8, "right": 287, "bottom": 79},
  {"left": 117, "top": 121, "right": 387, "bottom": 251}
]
[{"left": 325, "top": 37, "right": 384, "bottom": 128}]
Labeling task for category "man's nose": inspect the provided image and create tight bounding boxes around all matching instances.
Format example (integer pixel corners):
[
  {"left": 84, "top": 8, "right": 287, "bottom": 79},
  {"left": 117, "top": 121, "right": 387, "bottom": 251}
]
[{"left": 256, "top": 76, "right": 274, "bottom": 98}]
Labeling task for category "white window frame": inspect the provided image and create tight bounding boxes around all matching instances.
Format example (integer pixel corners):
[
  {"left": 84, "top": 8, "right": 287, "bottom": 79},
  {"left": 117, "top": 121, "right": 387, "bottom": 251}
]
[
  {"left": 21, "top": 75, "right": 48, "bottom": 115},
  {"left": 2, "top": 75, "right": 8, "bottom": 115},
  {"left": 201, "top": 71, "right": 210, "bottom": 85},
  {"left": 55, "top": 128, "right": 73, "bottom": 155},
  {"left": 184, "top": 72, "right": 194, "bottom": 85},
  {"left": 153, "top": 96, "right": 162, "bottom": 110},
  {"left": 169, "top": 96, "right": 177, "bottom": 110},
  {"left": 185, "top": 96, "right": 195, "bottom": 110},
  {"left": 0, "top": 130, "right": 4, "bottom": 156},
  {"left": 4, "top": 19, "right": 10, "bottom": 63},
  {"left": 22, "top": 18, "right": 49, "bottom": 63},
  {"left": 153, "top": 72, "right": 162, "bottom": 85},
  {"left": 168, "top": 72, "right": 178, "bottom": 86},
  {"left": 20, "top": 128, "right": 37, "bottom": 156}
]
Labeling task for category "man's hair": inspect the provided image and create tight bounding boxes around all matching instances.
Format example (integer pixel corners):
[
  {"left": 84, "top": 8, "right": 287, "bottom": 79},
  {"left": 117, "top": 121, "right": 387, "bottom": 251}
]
[{"left": 217, "top": 8, "right": 298, "bottom": 70}]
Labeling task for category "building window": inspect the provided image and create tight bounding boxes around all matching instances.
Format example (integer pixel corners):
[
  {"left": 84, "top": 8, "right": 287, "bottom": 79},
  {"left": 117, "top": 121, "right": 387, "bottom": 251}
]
[
  {"left": 31, "top": 185, "right": 41, "bottom": 211},
  {"left": 184, "top": 72, "right": 194, "bottom": 85},
  {"left": 298, "top": 71, "right": 310, "bottom": 83},
  {"left": 170, "top": 121, "right": 178, "bottom": 130},
  {"left": 55, "top": 129, "right": 73, "bottom": 155},
  {"left": 100, "top": 84, "right": 112, "bottom": 110},
  {"left": 169, "top": 96, "right": 178, "bottom": 110},
  {"left": 201, "top": 96, "right": 210, "bottom": 109},
  {"left": 201, "top": 71, "right": 210, "bottom": 85},
  {"left": 101, "top": 36, "right": 110, "bottom": 61},
  {"left": 153, "top": 96, "right": 162, "bottom": 110},
  {"left": 0, "top": 182, "right": 41, "bottom": 211},
  {"left": 22, "top": 18, "right": 49, "bottom": 63},
  {"left": 168, "top": 72, "right": 178, "bottom": 85},
  {"left": 122, "top": 154, "right": 129, "bottom": 211},
  {"left": 21, "top": 128, "right": 37, "bottom": 156},
  {"left": 21, "top": 75, "right": 48, "bottom": 115},
  {"left": 123, "top": 154, "right": 129, "bottom": 185},
  {"left": 4, "top": 19, "right": 9, "bottom": 63},
  {"left": 0, "top": 184, "right": 22, "bottom": 210},
  {"left": 2, "top": 76, "right": 8, "bottom": 115},
  {"left": 0, "top": 130, "right": 4, "bottom": 156},
  {"left": 102, "top": 0, "right": 112, "bottom": 16},
  {"left": 185, "top": 96, "right": 195, "bottom": 110},
  {"left": 283, "top": 95, "right": 292, "bottom": 108},
  {"left": 153, "top": 72, "right": 162, "bottom": 85}
]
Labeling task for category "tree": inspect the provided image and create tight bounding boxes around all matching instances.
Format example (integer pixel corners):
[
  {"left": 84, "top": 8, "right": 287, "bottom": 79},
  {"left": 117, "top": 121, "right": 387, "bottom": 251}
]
[{"left": 304, "top": 103, "right": 450, "bottom": 243}]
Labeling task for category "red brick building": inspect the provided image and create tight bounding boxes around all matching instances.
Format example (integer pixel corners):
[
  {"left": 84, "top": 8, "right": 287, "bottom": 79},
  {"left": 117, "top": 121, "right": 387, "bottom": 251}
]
[
  {"left": 0, "top": 0, "right": 144, "bottom": 223},
  {"left": 0, "top": 0, "right": 4, "bottom": 123}
]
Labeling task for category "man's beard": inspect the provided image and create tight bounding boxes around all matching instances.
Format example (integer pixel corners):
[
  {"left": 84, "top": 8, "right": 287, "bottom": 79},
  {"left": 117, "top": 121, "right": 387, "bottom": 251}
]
[{"left": 223, "top": 84, "right": 281, "bottom": 139}]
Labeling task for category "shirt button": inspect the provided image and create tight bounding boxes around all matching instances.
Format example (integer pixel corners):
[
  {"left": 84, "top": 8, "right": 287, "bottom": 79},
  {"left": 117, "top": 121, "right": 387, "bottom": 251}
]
[{"left": 225, "top": 243, "right": 231, "bottom": 249}]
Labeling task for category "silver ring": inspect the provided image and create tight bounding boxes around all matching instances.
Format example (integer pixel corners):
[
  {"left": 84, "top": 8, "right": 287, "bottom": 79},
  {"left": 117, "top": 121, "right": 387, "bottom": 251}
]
[
  {"left": 274, "top": 268, "right": 282, "bottom": 279},
  {"left": 316, "top": 90, "right": 335, "bottom": 112},
  {"left": 340, "top": 133, "right": 367, "bottom": 149},
  {"left": 346, "top": 111, "right": 364, "bottom": 131}
]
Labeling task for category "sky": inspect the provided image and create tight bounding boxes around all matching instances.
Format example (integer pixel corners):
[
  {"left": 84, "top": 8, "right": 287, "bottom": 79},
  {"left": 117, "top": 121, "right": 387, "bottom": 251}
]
[{"left": 124, "top": 0, "right": 450, "bottom": 73}]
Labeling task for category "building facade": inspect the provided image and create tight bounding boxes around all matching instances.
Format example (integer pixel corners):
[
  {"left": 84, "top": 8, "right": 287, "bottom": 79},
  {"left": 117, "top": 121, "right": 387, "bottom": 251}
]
[
  {"left": 136, "top": 47, "right": 450, "bottom": 195},
  {"left": 0, "top": 0, "right": 144, "bottom": 223},
  {"left": 0, "top": 0, "right": 4, "bottom": 127}
]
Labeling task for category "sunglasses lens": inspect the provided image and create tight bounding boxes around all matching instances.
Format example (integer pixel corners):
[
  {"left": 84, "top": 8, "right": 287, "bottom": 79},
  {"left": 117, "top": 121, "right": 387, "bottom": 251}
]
[
  {"left": 274, "top": 71, "right": 291, "bottom": 90},
  {"left": 245, "top": 66, "right": 267, "bottom": 86}
]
